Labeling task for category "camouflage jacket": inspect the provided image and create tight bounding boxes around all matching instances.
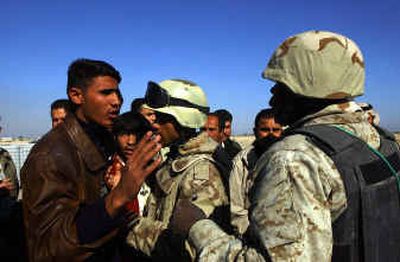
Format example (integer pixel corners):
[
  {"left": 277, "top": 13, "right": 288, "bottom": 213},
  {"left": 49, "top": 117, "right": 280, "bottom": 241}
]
[
  {"left": 229, "top": 145, "right": 258, "bottom": 236},
  {"left": 188, "top": 102, "right": 380, "bottom": 261},
  {"left": 126, "top": 132, "right": 228, "bottom": 260},
  {"left": 0, "top": 147, "right": 18, "bottom": 198}
]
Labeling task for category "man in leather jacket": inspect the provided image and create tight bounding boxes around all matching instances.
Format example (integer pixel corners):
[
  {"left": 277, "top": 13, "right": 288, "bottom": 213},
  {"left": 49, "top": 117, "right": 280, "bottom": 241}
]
[{"left": 21, "top": 59, "right": 161, "bottom": 261}]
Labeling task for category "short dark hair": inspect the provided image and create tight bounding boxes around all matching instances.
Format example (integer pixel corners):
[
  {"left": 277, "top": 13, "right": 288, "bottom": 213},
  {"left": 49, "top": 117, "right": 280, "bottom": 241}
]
[
  {"left": 130, "top": 98, "right": 145, "bottom": 113},
  {"left": 254, "top": 108, "right": 276, "bottom": 127},
  {"left": 112, "top": 112, "right": 153, "bottom": 140},
  {"left": 67, "top": 58, "right": 121, "bottom": 92},
  {"left": 214, "top": 109, "right": 233, "bottom": 124},
  {"left": 50, "top": 99, "right": 72, "bottom": 113},
  {"left": 208, "top": 112, "right": 224, "bottom": 131}
]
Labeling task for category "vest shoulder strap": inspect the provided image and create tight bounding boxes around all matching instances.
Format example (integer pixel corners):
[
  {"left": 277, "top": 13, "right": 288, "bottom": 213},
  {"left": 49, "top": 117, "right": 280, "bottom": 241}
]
[{"left": 285, "top": 125, "right": 360, "bottom": 157}]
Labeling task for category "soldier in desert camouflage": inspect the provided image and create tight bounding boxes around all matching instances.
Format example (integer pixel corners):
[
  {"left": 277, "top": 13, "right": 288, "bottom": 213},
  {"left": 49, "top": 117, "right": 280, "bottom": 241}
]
[
  {"left": 169, "top": 31, "right": 400, "bottom": 261},
  {"left": 125, "top": 79, "right": 228, "bottom": 260}
]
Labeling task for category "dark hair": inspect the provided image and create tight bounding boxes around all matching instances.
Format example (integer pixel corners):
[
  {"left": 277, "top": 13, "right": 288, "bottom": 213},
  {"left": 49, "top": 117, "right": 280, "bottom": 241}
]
[
  {"left": 208, "top": 112, "right": 224, "bottom": 131},
  {"left": 214, "top": 109, "right": 233, "bottom": 124},
  {"left": 254, "top": 108, "right": 275, "bottom": 127},
  {"left": 112, "top": 112, "right": 152, "bottom": 140},
  {"left": 130, "top": 98, "right": 145, "bottom": 113},
  {"left": 50, "top": 99, "right": 72, "bottom": 113},
  {"left": 67, "top": 58, "right": 121, "bottom": 92}
]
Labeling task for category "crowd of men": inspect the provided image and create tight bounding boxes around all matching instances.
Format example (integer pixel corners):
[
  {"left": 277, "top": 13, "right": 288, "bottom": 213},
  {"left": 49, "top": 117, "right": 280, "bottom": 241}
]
[{"left": 1, "top": 30, "right": 400, "bottom": 261}]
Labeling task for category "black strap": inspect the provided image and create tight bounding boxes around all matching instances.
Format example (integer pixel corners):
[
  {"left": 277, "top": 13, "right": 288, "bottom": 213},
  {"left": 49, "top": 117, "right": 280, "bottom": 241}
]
[{"left": 284, "top": 125, "right": 358, "bottom": 156}]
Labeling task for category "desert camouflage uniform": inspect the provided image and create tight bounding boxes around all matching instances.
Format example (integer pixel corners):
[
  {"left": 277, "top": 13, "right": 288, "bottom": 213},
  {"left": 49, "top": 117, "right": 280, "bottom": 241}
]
[
  {"left": 188, "top": 102, "right": 380, "bottom": 261},
  {"left": 0, "top": 147, "right": 18, "bottom": 198},
  {"left": 229, "top": 145, "right": 258, "bottom": 236},
  {"left": 395, "top": 133, "right": 400, "bottom": 145},
  {"left": 126, "top": 132, "right": 228, "bottom": 260}
]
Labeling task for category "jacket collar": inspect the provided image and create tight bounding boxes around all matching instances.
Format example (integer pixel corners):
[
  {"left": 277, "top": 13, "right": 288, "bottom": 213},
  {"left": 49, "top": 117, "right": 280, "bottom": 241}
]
[{"left": 63, "top": 114, "right": 108, "bottom": 172}]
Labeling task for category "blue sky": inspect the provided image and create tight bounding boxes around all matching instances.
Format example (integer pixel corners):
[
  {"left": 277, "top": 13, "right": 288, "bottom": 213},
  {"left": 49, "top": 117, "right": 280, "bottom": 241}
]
[{"left": 1, "top": 0, "right": 399, "bottom": 138}]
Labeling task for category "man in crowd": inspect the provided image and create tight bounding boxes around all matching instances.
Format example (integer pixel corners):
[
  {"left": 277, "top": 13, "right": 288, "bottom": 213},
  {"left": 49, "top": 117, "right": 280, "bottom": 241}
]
[
  {"left": 0, "top": 124, "right": 23, "bottom": 259},
  {"left": 203, "top": 112, "right": 224, "bottom": 143},
  {"left": 0, "top": 149, "right": 18, "bottom": 199},
  {"left": 125, "top": 79, "right": 228, "bottom": 260},
  {"left": 169, "top": 31, "right": 400, "bottom": 261},
  {"left": 106, "top": 111, "right": 153, "bottom": 215},
  {"left": 22, "top": 58, "right": 161, "bottom": 260},
  {"left": 0, "top": 121, "right": 19, "bottom": 203},
  {"left": 50, "top": 98, "right": 72, "bottom": 128},
  {"left": 131, "top": 97, "right": 157, "bottom": 124},
  {"left": 203, "top": 112, "right": 234, "bottom": 194},
  {"left": 229, "top": 108, "right": 282, "bottom": 236},
  {"left": 215, "top": 109, "right": 242, "bottom": 159}
]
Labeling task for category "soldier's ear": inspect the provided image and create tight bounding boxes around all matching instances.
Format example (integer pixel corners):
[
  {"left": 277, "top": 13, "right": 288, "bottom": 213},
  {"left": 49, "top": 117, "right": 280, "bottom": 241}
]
[{"left": 68, "top": 87, "right": 84, "bottom": 106}]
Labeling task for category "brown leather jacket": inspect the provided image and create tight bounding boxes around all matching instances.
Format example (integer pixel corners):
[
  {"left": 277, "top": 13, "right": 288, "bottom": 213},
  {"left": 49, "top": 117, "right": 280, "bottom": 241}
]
[{"left": 21, "top": 115, "right": 118, "bottom": 261}]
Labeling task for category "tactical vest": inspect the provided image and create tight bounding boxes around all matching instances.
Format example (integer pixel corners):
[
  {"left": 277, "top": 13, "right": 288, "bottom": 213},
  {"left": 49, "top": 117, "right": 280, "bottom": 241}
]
[{"left": 289, "top": 125, "right": 400, "bottom": 262}]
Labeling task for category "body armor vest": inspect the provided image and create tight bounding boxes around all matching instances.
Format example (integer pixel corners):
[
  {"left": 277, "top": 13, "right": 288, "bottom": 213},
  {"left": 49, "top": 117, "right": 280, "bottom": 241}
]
[{"left": 290, "top": 125, "right": 400, "bottom": 262}]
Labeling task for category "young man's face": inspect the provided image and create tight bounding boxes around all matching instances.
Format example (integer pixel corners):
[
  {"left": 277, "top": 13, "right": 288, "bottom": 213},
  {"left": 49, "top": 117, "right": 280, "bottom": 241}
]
[
  {"left": 204, "top": 115, "right": 223, "bottom": 143},
  {"left": 71, "top": 76, "right": 121, "bottom": 131},
  {"left": 254, "top": 117, "right": 283, "bottom": 140},
  {"left": 51, "top": 108, "right": 67, "bottom": 128},
  {"left": 117, "top": 133, "right": 137, "bottom": 157}
]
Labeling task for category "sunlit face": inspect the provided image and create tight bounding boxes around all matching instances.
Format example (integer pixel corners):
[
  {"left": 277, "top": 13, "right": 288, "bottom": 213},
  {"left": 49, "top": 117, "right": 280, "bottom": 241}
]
[
  {"left": 254, "top": 117, "right": 283, "bottom": 140},
  {"left": 204, "top": 115, "right": 223, "bottom": 143},
  {"left": 117, "top": 133, "right": 138, "bottom": 157},
  {"left": 71, "top": 76, "right": 121, "bottom": 131},
  {"left": 223, "top": 121, "right": 232, "bottom": 140},
  {"left": 51, "top": 108, "right": 68, "bottom": 128},
  {"left": 140, "top": 107, "right": 156, "bottom": 124}
]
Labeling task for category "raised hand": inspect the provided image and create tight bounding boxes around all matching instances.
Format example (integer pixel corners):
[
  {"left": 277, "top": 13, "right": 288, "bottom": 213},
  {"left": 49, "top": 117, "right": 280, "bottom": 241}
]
[{"left": 105, "top": 131, "right": 162, "bottom": 216}]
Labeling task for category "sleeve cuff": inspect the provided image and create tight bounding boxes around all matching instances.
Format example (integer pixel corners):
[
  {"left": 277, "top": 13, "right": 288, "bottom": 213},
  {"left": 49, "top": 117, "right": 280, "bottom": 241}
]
[{"left": 188, "top": 219, "right": 228, "bottom": 250}]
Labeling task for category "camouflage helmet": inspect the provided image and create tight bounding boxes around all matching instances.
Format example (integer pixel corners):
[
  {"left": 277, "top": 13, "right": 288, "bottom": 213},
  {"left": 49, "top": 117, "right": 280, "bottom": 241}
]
[
  {"left": 262, "top": 30, "right": 365, "bottom": 99},
  {"left": 145, "top": 79, "right": 209, "bottom": 129}
]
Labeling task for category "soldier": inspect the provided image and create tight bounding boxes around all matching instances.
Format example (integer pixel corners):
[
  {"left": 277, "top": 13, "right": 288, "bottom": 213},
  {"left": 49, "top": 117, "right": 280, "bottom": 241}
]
[
  {"left": 0, "top": 147, "right": 18, "bottom": 199},
  {"left": 229, "top": 108, "right": 282, "bottom": 236},
  {"left": 0, "top": 135, "right": 24, "bottom": 260},
  {"left": 125, "top": 79, "right": 228, "bottom": 260},
  {"left": 169, "top": 31, "right": 400, "bottom": 261}
]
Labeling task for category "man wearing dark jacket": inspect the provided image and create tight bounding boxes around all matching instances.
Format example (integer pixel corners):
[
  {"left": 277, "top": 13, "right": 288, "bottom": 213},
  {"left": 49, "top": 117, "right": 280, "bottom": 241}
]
[
  {"left": 21, "top": 59, "right": 161, "bottom": 261},
  {"left": 214, "top": 109, "right": 242, "bottom": 159}
]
